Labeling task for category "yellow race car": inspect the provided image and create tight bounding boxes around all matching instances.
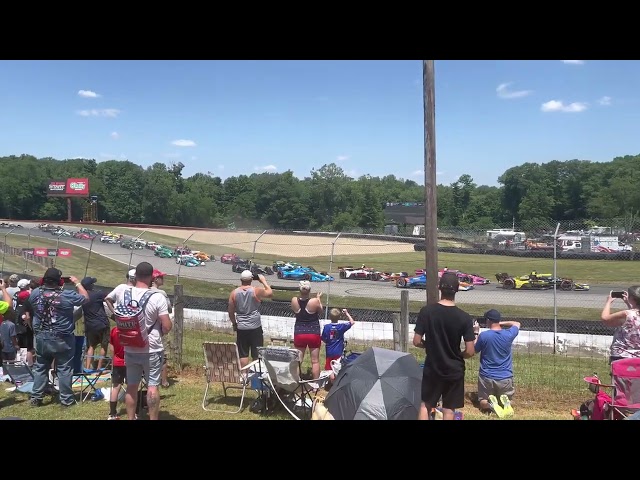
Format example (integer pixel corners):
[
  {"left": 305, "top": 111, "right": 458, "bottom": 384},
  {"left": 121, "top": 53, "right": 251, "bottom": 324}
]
[{"left": 495, "top": 271, "right": 589, "bottom": 291}]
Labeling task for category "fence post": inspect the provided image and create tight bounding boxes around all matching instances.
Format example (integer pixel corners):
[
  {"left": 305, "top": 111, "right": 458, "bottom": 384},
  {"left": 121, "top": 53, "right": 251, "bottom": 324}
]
[
  {"left": 84, "top": 236, "right": 95, "bottom": 278},
  {"left": 127, "top": 229, "right": 148, "bottom": 270},
  {"left": 400, "top": 289, "right": 409, "bottom": 352},
  {"left": 552, "top": 222, "right": 560, "bottom": 354},
  {"left": 1, "top": 228, "right": 15, "bottom": 276},
  {"left": 251, "top": 230, "right": 268, "bottom": 260},
  {"left": 173, "top": 283, "right": 184, "bottom": 371},
  {"left": 24, "top": 226, "right": 36, "bottom": 273},
  {"left": 325, "top": 232, "right": 342, "bottom": 319},
  {"left": 392, "top": 313, "right": 401, "bottom": 351}
]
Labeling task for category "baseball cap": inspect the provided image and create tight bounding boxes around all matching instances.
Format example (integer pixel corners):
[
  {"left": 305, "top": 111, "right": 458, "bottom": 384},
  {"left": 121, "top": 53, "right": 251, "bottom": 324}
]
[
  {"left": 43, "top": 268, "right": 62, "bottom": 283},
  {"left": 152, "top": 269, "right": 167, "bottom": 278},
  {"left": 484, "top": 309, "right": 501, "bottom": 323},
  {"left": 438, "top": 271, "right": 459, "bottom": 291},
  {"left": 17, "top": 279, "right": 29, "bottom": 290},
  {"left": 127, "top": 268, "right": 136, "bottom": 280},
  {"left": 240, "top": 270, "right": 254, "bottom": 281},
  {"left": 135, "top": 262, "right": 154, "bottom": 278},
  {"left": 0, "top": 301, "right": 8, "bottom": 315},
  {"left": 299, "top": 280, "right": 311, "bottom": 290},
  {"left": 81, "top": 277, "right": 97, "bottom": 288},
  {"left": 8, "top": 274, "right": 19, "bottom": 284}
]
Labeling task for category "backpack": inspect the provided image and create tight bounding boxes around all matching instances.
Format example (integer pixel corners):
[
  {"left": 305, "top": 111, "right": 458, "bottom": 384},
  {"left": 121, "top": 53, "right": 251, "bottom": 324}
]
[
  {"left": 113, "top": 289, "right": 158, "bottom": 348},
  {"left": 12, "top": 292, "right": 28, "bottom": 335}
]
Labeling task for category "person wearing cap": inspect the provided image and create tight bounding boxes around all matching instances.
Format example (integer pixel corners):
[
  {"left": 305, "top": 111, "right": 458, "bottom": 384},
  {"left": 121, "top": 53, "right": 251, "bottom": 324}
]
[
  {"left": 413, "top": 271, "right": 476, "bottom": 420},
  {"left": 291, "top": 280, "right": 323, "bottom": 380},
  {"left": 21, "top": 267, "right": 89, "bottom": 407},
  {"left": 151, "top": 269, "right": 172, "bottom": 388},
  {"left": 473, "top": 309, "right": 520, "bottom": 417},
  {"left": 105, "top": 262, "right": 172, "bottom": 420},
  {"left": 80, "top": 277, "right": 111, "bottom": 371},
  {"left": 14, "top": 279, "right": 34, "bottom": 365},
  {"left": 6, "top": 274, "right": 20, "bottom": 298},
  {"left": 228, "top": 270, "right": 273, "bottom": 368},
  {"left": 0, "top": 280, "right": 18, "bottom": 364},
  {"left": 126, "top": 269, "right": 136, "bottom": 287}
]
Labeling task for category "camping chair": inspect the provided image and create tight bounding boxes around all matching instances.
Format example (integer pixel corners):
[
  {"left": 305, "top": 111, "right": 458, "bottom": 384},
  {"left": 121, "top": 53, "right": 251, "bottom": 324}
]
[
  {"left": 256, "top": 346, "right": 331, "bottom": 420},
  {"left": 606, "top": 357, "right": 640, "bottom": 420},
  {"left": 202, "top": 342, "right": 260, "bottom": 413},
  {"left": 71, "top": 336, "right": 113, "bottom": 402},
  {"left": 3, "top": 361, "right": 37, "bottom": 395}
]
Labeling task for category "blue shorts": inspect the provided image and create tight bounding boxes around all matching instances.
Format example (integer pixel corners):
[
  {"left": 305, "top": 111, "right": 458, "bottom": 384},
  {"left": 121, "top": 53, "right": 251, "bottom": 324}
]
[{"left": 124, "top": 351, "right": 164, "bottom": 387}]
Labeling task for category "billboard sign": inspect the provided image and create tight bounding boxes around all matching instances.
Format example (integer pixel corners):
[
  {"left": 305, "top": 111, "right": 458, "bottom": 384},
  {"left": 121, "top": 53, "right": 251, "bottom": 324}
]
[
  {"left": 22, "top": 248, "right": 72, "bottom": 257},
  {"left": 47, "top": 178, "right": 90, "bottom": 197}
]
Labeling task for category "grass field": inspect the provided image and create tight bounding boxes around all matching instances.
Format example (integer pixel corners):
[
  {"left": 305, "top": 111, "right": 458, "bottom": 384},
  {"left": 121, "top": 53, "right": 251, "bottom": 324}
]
[{"left": 0, "top": 329, "right": 594, "bottom": 420}]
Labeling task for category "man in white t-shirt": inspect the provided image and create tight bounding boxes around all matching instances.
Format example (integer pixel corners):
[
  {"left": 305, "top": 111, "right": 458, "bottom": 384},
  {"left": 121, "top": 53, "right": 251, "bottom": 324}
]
[{"left": 105, "top": 262, "right": 172, "bottom": 420}]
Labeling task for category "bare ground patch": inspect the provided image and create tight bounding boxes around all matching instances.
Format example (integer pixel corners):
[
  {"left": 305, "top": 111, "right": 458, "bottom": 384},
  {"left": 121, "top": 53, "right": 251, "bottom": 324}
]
[{"left": 143, "top": 228, "right": 414, "bottom": 257}]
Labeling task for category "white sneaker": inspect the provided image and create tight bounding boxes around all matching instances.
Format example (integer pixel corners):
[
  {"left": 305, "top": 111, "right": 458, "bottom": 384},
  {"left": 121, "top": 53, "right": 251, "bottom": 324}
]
[{"left": 107, "top": 415, "right": 120, "bottom": 420}]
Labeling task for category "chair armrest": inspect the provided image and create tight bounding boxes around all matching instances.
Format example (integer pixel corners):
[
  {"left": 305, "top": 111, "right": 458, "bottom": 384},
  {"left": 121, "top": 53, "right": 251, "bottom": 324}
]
[{"left": 240, "top": 359, "right": 261, "bottom": 371}]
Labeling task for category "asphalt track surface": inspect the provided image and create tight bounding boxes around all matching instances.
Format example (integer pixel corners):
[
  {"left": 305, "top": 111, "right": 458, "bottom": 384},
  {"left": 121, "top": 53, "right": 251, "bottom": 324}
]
[{"left": 8, "top": 222, "right": 617, "bottom": 311}]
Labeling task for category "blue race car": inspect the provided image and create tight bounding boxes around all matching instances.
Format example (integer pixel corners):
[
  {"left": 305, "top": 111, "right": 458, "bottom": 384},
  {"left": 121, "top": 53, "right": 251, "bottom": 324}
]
[
  {"left": 395, "top": 273, "right": 473, "bottom": 290},
  {"left": 277, "top": 266, "right": 333, "bottom": 282},
  {"left": 175, "top": 255, "right": 205, "bottom": 267}
]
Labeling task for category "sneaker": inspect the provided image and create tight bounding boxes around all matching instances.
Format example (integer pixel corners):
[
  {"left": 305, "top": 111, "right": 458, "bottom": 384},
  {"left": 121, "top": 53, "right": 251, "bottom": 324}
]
[
  {"left": 488, "top": 395, "right": 505, "bottom": 418},
  {"left": 107, "top": 415, "right": 120, "bottom": 420},
  {"left": 29, "top": 398, "right": 42, "bottom": 407},
  {"left": 500, "top": 394, "right": 514, "bottom": 417}
]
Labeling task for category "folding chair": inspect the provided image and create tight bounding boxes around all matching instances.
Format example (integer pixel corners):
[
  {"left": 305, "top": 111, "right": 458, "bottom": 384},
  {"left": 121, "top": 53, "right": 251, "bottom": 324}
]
[
  {"left": 72, "top": 336, "right": 113, "bottom": 402},
  {"left": 257, "top": 346, "right": 331, "bottom": 420},
  {"left": 3, "top": 361, "right": 37, "bottom": 395},
  {"left": 202, "top": 342, "right": 260, "bottom": 413},
  {"left": 607, "top": 357, "right": 640, "bottom": 420}
]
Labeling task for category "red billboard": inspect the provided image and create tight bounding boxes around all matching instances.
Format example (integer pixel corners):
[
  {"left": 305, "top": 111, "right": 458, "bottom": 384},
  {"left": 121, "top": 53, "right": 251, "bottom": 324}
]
[{"left": 47, "top": 178, "right": 90, "bottom": 197}]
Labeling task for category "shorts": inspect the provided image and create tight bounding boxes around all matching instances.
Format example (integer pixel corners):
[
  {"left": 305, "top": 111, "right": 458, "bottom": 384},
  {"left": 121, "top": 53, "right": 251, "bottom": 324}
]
[
  {"left": 294, "top": 334, "right": 321, "bottom": 350},
  {"left": 1, "top": 351, "right": 16, "bottom": 362},
  {"left": 421, "top": 373, "right": 465, "bottom": 410},
  {"left": 477, "top": 375, "right": 515, "bottom": 402},
  {"left": 236, "top": 327, "right": 264, "bottom": 359},
  {"left": 111, "top": 365, "right": 127, "bottom": 385},
  {"left": 325, "top": 355, "right": 341, "bottom": 371},
  {"left": 86, "top": 327, "right": 110, "bottom": 350},
  {"left": 17, "top": 328, "right": 34, "bottom": 351},
  {"left": 124, "top": 351, "right": 163, "bottom": 387}
]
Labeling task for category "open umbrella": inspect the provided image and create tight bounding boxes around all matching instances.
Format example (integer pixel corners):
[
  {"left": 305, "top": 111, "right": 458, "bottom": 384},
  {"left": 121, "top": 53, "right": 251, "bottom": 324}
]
[{"left": 324, "top": 347, "right": 422, "bottom": 420}]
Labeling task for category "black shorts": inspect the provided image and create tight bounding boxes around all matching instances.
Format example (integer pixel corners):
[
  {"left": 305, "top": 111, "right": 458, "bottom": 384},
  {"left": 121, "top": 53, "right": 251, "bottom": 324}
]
[
  {"left": 86, "top": 328, "right": 110, "bottom": 350},
  {"left": 1, "top": 351, "right": 16, "bottom": 362},
  {"left": 17, "top": 328, "right": 34, "bottom": 351},
  {"left": 421, "top": 372, "right": 465, "bottom": 410},
  {"left": 111, "top": 366, "right": 127, "bottom": 385},
  {"left": 236, "top": 327, "right": 264, "bottom": 360}
]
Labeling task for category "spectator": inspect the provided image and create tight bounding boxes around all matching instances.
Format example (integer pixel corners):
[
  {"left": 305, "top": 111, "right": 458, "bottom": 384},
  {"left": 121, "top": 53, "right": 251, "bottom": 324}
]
[
  {"left": 413, "top": 272, "right": 475, "bottom": 420},
  {"left": 14, "top": 279, "right": 34, "bottom": 365},
  {"left": 151, "top": 269, "right": 172, "bottom": 388},
  {"left": 105, "top": 262, "right": 172, "bottom": 420},
  {"left": 291, "top": 280, "right": 323, "bottom": 380},
  {"left": 0, "top": 281, "right": 18, "bottom": 363},
  {"left": 321, "top": 308, "right": 355, "bottom": 371},
  {"left": 6, "top": 274, "right": 20, "bottom": 298},
  {"left": 601, "top": 287, "right": 640, "bottom": 363},
  {"left": 473, "top": 309, "right": 519, "bottom": 417},
  {"left": 22, "top": 268, "right": 89, "bottom": 407},
  {"left": 80, "top": 277, "right": 110, "bottom": 370},
  {"left": 228, "top": 270, "right": 272, "bottom": 368},
  {"left": 126, "top": 269, "right": 136, "bottom": 287},
  {"left": 107, "top": 325, "right": 126, "bottom": 420}
]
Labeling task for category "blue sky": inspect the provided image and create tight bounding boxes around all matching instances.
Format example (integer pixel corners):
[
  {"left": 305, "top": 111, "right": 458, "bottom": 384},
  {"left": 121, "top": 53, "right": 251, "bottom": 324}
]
[{"left": 0, "top": 60, "right": 638, "bottom": 186}]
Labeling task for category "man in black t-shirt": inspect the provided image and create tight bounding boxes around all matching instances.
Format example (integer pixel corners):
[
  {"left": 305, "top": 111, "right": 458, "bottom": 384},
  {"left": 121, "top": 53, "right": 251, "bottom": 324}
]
[
  {"left": 80, "top": 277, "right": 110, "bottom": 370},
  {"left": 413, "top": 272, "right": 476, "bottom": 420}
]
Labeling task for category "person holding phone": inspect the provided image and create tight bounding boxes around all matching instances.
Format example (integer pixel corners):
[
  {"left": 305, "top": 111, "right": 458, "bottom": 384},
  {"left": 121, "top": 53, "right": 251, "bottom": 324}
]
[
  {"left": 228, "top": 270, "right": 273, "bottom": 368},
  {"left": 600, "top": 286, "right": 640, "bottom": 363}
]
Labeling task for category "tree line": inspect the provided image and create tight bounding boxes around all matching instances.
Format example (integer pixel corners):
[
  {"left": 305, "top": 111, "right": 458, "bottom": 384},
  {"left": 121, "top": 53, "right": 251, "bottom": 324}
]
[{"left": 1, "top": 153, "right": 639, "bottom": 231}]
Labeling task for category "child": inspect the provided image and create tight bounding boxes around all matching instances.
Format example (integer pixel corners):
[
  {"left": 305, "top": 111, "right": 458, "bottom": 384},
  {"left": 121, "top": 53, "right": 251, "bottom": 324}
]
[
  {"left": 321, "top": 308, "right": 355, "bottom": 371},
  {"left": 108, "top": 325, "right": 126, "bottom": 420},
  {"left": 0, "top": 308, "right": 19, "bottom": 363}
]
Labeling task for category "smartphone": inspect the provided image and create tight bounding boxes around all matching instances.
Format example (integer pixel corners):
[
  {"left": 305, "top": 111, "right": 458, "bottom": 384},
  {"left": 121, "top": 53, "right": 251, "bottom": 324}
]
[
  {"left": 611, "top": 290, "right": 625, "bottom": 299},
  {"left": 252, "top": 273, "right": 260, "bottom": 280},
  {"left": 62, "top": 276, "right": 73, "bottom": 284}
]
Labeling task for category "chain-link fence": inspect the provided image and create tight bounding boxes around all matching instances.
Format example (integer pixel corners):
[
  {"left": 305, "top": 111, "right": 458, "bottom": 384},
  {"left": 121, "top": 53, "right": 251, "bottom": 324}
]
[{"left": 0, "top": 220, "right": 632, "bottom": 406}]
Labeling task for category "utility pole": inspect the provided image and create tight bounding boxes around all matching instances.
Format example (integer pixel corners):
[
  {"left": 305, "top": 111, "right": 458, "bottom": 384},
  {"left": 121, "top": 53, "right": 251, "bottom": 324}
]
[{"left": 423, "top": 60, "right": 439, "bottom": 305}]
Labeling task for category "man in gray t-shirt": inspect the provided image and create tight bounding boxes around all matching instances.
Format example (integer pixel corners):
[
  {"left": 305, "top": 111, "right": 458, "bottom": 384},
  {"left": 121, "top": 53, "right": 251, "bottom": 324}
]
[{"left": 228, "top": 270, "right": 273, "bottom": 366}]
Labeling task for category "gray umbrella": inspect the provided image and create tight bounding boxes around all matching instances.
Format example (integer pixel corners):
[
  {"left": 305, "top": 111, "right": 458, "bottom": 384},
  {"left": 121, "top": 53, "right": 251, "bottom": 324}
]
[{"left": 324, "top": 347, "right": 422, "bottom": 420}]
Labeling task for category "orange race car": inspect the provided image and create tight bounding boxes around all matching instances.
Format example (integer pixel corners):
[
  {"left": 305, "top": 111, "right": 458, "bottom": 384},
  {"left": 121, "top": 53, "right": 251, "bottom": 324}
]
[{"left": 192, "top": 251, "right": 211, "bottom": 262}]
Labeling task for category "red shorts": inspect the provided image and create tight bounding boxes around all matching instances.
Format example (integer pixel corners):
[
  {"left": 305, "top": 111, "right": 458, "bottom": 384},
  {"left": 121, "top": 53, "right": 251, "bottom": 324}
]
[
  {"left": 325, "top": 355, "right": 341, "bottom": 371},
  {"left": 294, "top": 334, "right": 321, "bottom": 350}
]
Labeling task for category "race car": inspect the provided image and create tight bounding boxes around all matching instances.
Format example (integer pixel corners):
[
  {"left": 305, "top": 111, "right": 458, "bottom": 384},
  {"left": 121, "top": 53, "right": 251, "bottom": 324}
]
[
  {"left": 277, "top": 266, "right": 333, "bottom": 282},
  {"left": 191, "top": 251, "right": 212, "bottom": 262},
  {"left": 154, "top": 246, "right": 174, "bottom": 258},
  {"left": 439, "top": 268, "right": 490, "bottom": 285},
  {"left": 396, "top": 273, "right": 473, "bottom": 290},
  {"left": 220, "top": 253, "right": 240, "bottom": 264},
  {"left": 273, "top": 261, "right": 302, "bottom": 272},
  {"left": 377, "top": 272, "right": 409, "bottom": 282},
  {"left": 338, "top": 265, "right": 381, "bottom": 281},
  {"left": 495, "top": 271, "right": 590, "bottom": 291},
  {"left": 176, "top": 255, "right": 205, "bottom": 267},
  {"left": 232, "top": 260, "right": 274, "bottom": 275}
]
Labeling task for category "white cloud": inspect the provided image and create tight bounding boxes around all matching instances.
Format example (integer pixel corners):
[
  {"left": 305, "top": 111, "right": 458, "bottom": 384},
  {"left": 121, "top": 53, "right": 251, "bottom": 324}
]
[
  {"left": 496, "top": 82, "right": 532, "bottom": 99},
  {"left": 77, "top": 108, "right": 120, "bottom": 118},
  {"left": 336, "top": 155, "right": 350, "bottom": 162},
  {"left": 110, "top": 131, "right": 119, "bottom": 140},
  {"left": 254, "top": 165, "right": 277, "bottom": 172},
  {"left": 561, "top": 60, "right": 585, "bottom": 65},
  {"left": 171, "top": 139, "right": 196, "bottom": 147},
  {"left": 598, "top": 96, "right": 612, "bottom": 106},
  {"left": 78, "top": 89, "right": 101, "bottom": 98},
  {"left": 541, "top": 100, "right": 588, "bottom": 113}
]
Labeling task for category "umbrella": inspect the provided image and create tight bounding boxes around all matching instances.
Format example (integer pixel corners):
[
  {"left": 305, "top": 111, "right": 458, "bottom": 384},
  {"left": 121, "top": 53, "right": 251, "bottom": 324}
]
[{"left": 324, "top": 347, "right": 422, "bottom": 420}]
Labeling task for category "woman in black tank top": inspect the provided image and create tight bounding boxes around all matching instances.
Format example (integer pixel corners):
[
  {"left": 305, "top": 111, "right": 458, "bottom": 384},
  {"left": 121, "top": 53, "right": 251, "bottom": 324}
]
[{"left": 291, "top": 281, "right": 323, "bottom": 380}]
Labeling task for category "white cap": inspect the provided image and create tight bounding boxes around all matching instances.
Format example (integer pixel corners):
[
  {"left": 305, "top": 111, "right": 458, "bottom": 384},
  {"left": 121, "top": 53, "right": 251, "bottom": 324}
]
[
  {"left": 299, "top": 280, "right": 311, "bottom": 290},
  {"left": 17, "top": 279, "right": 30, "bottom": 289},
  {"left": 127, "top": 269, "right": 136, "bottom": 280},
  {"left": 240, "top": 270, "right": 254, "bottom": 280}
]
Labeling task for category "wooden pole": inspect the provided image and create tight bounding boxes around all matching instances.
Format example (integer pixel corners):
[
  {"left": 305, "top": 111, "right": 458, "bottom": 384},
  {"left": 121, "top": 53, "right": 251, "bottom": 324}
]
[{"left": 423, "top": 60, "right": 439, "bottom": 305}]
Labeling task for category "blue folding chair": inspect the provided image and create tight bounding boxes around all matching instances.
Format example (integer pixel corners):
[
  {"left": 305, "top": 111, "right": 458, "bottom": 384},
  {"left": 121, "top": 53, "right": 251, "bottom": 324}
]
[{"left": 72, "top": 336, "right": 113, "bottom": 402}]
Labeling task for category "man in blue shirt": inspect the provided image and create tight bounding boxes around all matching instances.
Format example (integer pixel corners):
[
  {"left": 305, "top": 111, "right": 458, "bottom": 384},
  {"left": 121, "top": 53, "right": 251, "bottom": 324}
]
[
  {"left": 473, "top": 309, "right": 520, "bottom": 417},
  {"left": 23, "top": 268, "right": 89, "bottom": 407}
]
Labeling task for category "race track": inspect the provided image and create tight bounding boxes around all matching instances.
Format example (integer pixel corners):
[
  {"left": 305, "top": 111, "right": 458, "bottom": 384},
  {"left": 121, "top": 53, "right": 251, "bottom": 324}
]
[{"left": 8, "top": 222, "right": 614, "bottom": 310}]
